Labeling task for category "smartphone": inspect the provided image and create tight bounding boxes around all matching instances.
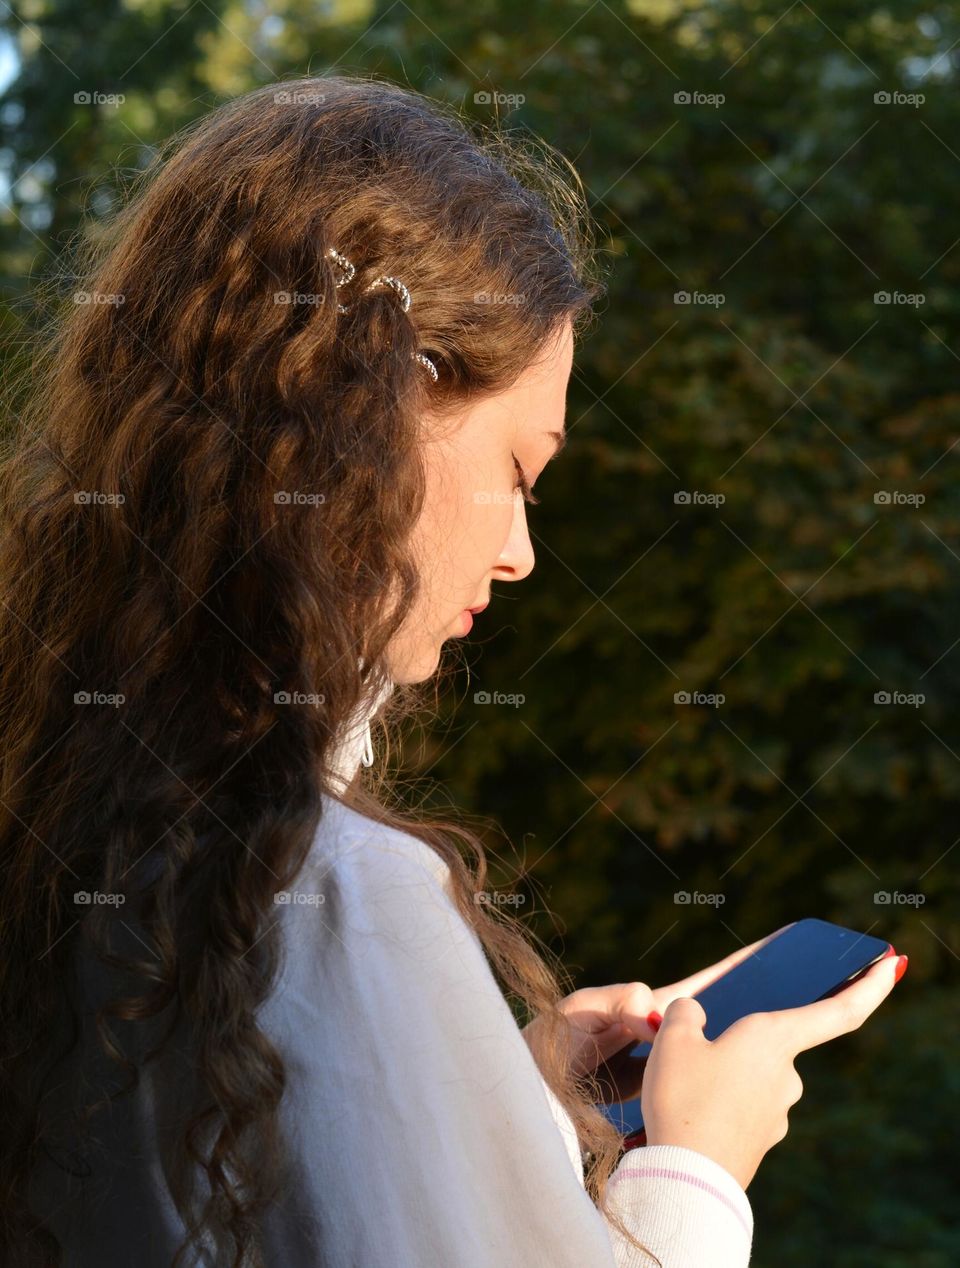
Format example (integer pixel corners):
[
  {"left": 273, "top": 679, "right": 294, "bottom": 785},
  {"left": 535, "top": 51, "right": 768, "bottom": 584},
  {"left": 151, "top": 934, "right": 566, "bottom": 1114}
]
[{"left": 600, "top": 917, "right": 893, "bottom": 1145}]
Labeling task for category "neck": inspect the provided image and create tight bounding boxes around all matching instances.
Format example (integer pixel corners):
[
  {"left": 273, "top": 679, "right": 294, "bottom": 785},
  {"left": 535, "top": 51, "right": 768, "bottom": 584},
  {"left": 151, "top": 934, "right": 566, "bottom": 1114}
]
[{"left": 326, "top": 670, "right": 395, "bottom": 795}]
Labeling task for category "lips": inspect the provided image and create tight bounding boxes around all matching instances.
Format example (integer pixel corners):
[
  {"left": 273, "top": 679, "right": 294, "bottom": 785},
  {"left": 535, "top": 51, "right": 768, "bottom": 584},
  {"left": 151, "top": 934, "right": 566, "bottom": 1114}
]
[{"left": 467, "top": 601, "right": 490, "bottom": 614}]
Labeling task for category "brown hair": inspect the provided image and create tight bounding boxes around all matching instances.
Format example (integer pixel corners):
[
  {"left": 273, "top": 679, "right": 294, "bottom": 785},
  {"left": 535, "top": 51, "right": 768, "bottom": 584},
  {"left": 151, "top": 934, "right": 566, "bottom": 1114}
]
[{"left": 0, "top": 73, "right": 660, "bottom": 1266}]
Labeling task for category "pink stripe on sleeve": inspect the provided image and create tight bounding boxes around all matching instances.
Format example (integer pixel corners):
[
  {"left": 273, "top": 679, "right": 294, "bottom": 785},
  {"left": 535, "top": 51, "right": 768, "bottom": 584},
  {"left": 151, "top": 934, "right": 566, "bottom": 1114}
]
[{"left": 609, "top": 1165, "right": 752, "bottom": 1237}]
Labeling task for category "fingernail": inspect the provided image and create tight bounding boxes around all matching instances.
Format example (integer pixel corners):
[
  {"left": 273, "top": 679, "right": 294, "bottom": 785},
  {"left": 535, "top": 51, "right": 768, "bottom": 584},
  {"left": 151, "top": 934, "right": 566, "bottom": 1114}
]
[
  {"left": 894, "top": 955, "right": 909, "bottom": 983},
  {"left": 647, "top": 1010, "right": 663, "bottom": 1032},
  {"left": 882, "top": 945, "right": 898, "bottom": 960}
]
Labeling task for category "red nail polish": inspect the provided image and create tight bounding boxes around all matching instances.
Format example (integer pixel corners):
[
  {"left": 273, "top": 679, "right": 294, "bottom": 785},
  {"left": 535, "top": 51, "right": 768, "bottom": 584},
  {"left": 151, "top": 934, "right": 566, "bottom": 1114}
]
[
  {"left": 894, "top": 955, "right": 909, "bottom": 983},
  {"left": 882, "top": 945, "right": 898, "bottom": 960},
  {"left": 647, "top": 1010, "right": 663, "bottom": 1032}
]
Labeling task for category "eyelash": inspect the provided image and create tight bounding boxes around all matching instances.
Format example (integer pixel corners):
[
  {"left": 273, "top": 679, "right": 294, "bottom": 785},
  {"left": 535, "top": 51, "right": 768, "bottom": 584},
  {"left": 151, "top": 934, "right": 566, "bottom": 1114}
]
[{"left": 513, "top": 455, "right": 540, "bottom": 506}]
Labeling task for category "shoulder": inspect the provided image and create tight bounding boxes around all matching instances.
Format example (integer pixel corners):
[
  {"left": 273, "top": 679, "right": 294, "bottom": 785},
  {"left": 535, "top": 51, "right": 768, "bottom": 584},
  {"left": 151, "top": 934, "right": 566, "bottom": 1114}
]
[
  {"left": 262, "top": 794, "right": 500, "bottom": 1068},
  {"left": 270, "top": 793, "right": 467, "bottom": 969},
  {"left": 311, "top": 793, "right": 454, "bottom": 893}
]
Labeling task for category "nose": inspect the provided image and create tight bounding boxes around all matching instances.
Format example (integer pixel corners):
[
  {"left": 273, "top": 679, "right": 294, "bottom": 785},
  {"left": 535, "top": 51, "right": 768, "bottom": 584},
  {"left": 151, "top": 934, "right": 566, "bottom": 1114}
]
[{"left": 490, "top": 494, "right": 535, "bottom": 584}]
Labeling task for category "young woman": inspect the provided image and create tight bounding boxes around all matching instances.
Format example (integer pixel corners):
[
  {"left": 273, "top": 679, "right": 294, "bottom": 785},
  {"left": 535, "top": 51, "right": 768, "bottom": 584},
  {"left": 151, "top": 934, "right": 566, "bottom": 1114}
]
[{"left": 0, "top": 74, "right": 904, "bottom": 1268}]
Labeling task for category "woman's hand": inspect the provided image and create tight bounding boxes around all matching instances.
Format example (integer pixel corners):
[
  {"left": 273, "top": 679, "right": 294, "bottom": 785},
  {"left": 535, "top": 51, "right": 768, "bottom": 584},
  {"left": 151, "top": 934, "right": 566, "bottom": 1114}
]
[
  {"left": 521, "top": 922, "right": 797, "bottom": 1103},
  {"left": 641, "top": 949, "right": 903, "bottom": 1190}
]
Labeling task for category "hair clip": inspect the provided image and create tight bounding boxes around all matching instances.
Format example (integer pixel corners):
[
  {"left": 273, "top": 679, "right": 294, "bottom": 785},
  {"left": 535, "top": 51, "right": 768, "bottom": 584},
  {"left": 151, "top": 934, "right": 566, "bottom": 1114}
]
[
  {"left": 364, "top": 275, "right": 411, "bottom": 313},
  {"left": 325, "top": 246, "right": 438, "bottom": 382},
  {"left": 413, "top": 351, "right": 439, "bottom": 382}
]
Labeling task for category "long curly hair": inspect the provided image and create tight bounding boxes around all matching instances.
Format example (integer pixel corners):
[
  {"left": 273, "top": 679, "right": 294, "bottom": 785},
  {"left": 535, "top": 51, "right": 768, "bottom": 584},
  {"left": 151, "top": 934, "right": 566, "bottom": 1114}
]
[{"left": 0, "top": 73, "right": 660, "bottom": 1266}]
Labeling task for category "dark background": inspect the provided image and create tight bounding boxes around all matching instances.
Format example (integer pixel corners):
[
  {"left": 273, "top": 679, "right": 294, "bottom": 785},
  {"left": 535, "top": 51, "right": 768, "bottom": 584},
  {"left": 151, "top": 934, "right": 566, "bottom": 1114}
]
[{"left": 2, "top": 2, "right": 958, "bottom": 1262}]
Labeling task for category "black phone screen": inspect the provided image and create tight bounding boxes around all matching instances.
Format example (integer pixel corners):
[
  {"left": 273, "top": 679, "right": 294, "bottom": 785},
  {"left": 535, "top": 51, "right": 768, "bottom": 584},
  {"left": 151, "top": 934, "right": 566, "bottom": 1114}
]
[{"left": 601, "top": 917, "right": 892, "bottom": 1137}]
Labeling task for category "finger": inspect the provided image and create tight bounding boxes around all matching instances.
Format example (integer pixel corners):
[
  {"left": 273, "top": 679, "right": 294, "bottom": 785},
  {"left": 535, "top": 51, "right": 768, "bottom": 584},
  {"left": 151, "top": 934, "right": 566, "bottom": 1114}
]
[
  {"left": 760, "top": 950, "right": 900, "bottom": 1056},
  {"left": 655, "top": 922, "right": 798, "bottom": 1003},
  {"left": 657, "top": 995, "right": 708, "bottom": 1039},
  {"left": 560, "top": 982, "right": 657, "bottom": 1037}
]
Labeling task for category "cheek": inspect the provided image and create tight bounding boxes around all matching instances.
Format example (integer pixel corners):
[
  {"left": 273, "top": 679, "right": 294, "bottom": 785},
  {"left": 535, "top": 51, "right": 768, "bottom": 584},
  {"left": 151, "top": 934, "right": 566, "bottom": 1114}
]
[
  {"left": 459, "top": 477, "right": 515, "bottom": 567},
  {"left": 433, "top": 453, "right": 510, "bottom": 542},
  {"left": 411, "top": 450, "right": 513, "bottom": 602}
]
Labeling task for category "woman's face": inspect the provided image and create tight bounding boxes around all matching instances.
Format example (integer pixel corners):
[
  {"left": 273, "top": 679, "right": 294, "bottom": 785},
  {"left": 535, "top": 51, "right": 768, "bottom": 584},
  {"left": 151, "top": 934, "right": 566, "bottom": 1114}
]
[{"left": 387, "top": 320, "right": 574, "bottom": 684}]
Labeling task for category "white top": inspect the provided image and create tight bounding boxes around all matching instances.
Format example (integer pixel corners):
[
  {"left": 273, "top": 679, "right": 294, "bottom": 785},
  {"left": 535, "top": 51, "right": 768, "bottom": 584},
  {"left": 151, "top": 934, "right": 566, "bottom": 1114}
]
[
  {"left": 258, "top": 790, "right": 756, "bottom": 1267},
  {"left": 29, "top": 683, "right": 755, "bottom": 1266}
]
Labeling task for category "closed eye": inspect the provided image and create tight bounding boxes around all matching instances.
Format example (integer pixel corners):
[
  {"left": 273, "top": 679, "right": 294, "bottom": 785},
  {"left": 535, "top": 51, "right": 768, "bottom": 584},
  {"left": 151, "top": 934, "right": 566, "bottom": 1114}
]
[{"left": 513, "top": 455, "right": 540, "bottom": 506}]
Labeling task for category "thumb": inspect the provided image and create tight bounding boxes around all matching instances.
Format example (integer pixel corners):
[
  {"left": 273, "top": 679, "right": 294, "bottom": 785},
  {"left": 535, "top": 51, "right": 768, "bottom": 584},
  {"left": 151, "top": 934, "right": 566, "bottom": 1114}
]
[{"left": 658, "top": 995, "right": 708, "bottom": 1039}]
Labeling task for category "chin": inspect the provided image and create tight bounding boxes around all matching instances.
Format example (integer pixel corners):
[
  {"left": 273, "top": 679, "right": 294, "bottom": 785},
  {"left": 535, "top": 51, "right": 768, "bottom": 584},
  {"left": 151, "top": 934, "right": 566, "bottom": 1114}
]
[{"left": 385, "top": 640, "right": 443, "bottom": 686}]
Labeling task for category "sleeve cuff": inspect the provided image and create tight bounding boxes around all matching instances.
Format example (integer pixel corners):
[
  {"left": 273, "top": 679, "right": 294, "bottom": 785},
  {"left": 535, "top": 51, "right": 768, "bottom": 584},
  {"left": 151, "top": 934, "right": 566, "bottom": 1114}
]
[{"left": 603, "top": 1143, "right": 754, "bottom": 1266}]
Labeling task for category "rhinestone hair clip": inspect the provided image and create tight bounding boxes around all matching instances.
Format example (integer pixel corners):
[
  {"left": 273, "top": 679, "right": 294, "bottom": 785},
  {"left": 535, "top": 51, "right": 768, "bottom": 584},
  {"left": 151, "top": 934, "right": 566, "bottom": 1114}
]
[{"left": 325, "top": 247, "right": 439, "bottom": 382}]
